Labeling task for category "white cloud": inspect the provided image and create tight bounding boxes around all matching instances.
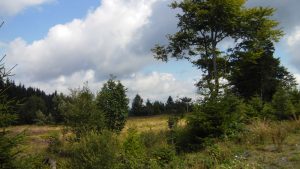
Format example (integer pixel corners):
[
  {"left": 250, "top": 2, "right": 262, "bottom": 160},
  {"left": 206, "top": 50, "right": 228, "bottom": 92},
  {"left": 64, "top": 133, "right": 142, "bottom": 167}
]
[
  {"left": 4, "top": 0, "right": 200, "bottom": 101},
  {"left": 287, "top": 26, "right": 300, "bottom": 46},
  {"left": 28, "top": 69, "right": 100, "bottom": 95},
  {"left": 123, "top": 72, "right": 198, "bottom": 102},
  {"left": 6, "top": 0, "right": 163, "bottom": 82},
  {"left": 295, "top": 74, "right": 300, "bottom": 86},
  {"left": 26, "top": 71, "right": 198, "bottom": 102},
  {"left": 286, "top": 26, "right": 300, "bottom": 71},
  {"left": 0, "top": 0, "right": 53, "bottom": 16}
]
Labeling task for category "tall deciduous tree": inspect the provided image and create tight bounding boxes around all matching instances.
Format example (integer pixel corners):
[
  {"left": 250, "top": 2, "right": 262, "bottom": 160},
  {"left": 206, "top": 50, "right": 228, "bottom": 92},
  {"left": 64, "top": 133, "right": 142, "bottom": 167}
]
[
  {"left": 152, "top": 0, "right": 282, "bottom": 99},
  {"left": 96, "top": 77, "right": 129, "bottom": 133}
]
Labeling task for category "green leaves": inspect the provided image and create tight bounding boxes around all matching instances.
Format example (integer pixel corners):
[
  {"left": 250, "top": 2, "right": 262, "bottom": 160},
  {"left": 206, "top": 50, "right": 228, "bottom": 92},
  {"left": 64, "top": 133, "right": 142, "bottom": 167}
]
[
  {"left": 96, "top": 77, "right": 129, "bottom": 133},
  {"left": 153, "top": 0, "right": 283, "bottom": 99},
  {"left": 60, "top": 85, "right": 105, "bottom": 137}
]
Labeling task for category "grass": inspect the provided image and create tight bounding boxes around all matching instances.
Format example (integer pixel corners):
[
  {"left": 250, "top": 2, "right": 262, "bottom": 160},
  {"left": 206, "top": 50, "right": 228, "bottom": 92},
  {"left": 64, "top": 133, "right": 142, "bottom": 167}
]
[
  {"left": 6, "top": 125, "right": 62, "bottom": 154},
  {"left": 7, "top": 115, "right": 180, "bottom": 153},
  {"left": 124, "top": 114, "right": 185, "bottom": 132},
  {"left": 5, "top": 115, "right": 300, "bottom": 168}
]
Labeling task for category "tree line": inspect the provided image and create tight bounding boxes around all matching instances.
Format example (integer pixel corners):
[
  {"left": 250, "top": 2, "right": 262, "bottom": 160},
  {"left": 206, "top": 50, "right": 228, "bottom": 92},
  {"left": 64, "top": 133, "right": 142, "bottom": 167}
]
[
  {"left": 0, "top": 78, "right": 196, "bottom": 126},
  {"left": 130, "top": 95, "right": 193, "bottom": 116}
]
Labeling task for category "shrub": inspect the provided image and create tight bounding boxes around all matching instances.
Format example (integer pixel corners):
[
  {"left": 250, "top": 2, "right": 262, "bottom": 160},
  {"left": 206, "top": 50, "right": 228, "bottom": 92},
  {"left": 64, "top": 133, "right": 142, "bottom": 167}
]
[
  {"left": 68, "top": 130, "right": 120, "bottom": 169},
  {"left": 205, "top": 143, "right": 233, "bottom": 166},
  {"left": 246, "top": 96, "right": 264, "bottom": 118},
  {"left": 272, "top": 88, "right": 295, "bottom": 120},
  {"left": 245, "top": 120, "right": 271, "bottom": 145},
  {"left": 14, "top": 155, "right": 48, "bottom": 169},
  {"left": 121, "top": 129, "right": 147, "bottom": 169},
  {"left": 270, "top": 122, "right": 288, "bottom": 151},
  {"left": 261, "top": 103, "right": 276, "bottom": 119},
  {"left": 181, "top": 93, "right": 246, "bottom": 151},
  {"left": 96, "top": 77, "right": 129, "bottom": 133},
  {"left": 60, "top": 86, "right": 105, "bottom": 137},
  {"left": 151, "top": 145, "right": 176, "bottom": 167},
  {"left": 168, "top": 116, "right": 179, "bottom": 130}
]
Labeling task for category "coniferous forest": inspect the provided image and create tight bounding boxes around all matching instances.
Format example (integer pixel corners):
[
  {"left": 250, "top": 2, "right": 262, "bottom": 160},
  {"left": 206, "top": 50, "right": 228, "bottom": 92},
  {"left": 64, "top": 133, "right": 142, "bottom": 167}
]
[{"left": 1, "top": 0, "right": 300, "bottom": 169}]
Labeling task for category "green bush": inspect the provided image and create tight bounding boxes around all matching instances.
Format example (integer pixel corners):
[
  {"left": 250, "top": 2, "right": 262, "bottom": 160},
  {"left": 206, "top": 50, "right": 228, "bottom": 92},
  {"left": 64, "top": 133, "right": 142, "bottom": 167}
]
[
  {"left": 14, "top": 155, "right": 49, "bottom": 169},
  {"left": 96, "top": 77, "right": 129, "bottom": 133},
  {"left": 272, "top": 88, "right": 295, "bottom": 120},
  {"left": 60, "top": 86, "right": 105, "bottom": 137},
  {"left": 151, "top": 145, "right": 176, "bottom": 167},
  {"left": 120, "top": 129, "right": 147, "bottom": 169},
  {"left": 68, "top": 130, "right": 120, "bottom": 169},
  {"left": 176, "top": 93, "right": 246, "bottom": 152}
]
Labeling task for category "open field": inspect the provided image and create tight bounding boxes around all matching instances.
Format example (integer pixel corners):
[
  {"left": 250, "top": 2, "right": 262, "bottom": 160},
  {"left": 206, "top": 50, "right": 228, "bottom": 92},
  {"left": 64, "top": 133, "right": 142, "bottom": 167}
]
[
  {"left": 5, "top": 116, "right": 300, "bottom": 168},
  {"left": 6, "top": 115, "right": 184, "bottom": 153}
]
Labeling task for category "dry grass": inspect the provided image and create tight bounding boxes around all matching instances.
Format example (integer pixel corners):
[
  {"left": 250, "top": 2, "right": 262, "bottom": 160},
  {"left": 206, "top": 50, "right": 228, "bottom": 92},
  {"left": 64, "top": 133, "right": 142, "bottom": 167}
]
[
  {"left": 124, "top": 115, "right": 169, "bottom": 133},
  {"left": 4, "top": 117, "right": 300, "bottom": 168},
  {"left": 6, "top": 115, "right": 186, "bottom": 153},
  {"left": 244, "top": 120, "right": 294, "bottom": 152},
  {"left": 6, "top": 125, "right": 62, "bottom": 154}
]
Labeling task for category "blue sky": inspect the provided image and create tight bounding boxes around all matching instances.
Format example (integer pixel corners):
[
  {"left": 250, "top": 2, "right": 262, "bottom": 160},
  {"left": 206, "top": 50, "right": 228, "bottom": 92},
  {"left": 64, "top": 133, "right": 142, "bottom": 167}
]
[
  {"left": 0, "top": 0, "right": 300, "bottom": 102},
  {"left": 0, "top": 1, "right": 100, "bottom": 42}
]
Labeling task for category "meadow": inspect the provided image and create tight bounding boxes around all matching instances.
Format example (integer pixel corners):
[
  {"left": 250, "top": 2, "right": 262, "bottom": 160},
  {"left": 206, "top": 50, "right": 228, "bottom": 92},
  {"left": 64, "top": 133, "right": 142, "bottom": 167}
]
[{"left": 6, "top": 115, "right": 300, "bottom": 169}]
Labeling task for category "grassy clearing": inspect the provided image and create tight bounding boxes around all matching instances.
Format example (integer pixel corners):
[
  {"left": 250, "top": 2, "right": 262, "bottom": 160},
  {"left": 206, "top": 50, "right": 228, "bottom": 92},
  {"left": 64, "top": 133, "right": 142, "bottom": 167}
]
[
  {"left": 6, "top": 125, "right": 62, "bottom": 154},
  {"left": 5, "top": 116, "right": 300, "bottom": 168},
  {"left": 124, "top": 114, "right": 185, "bottom": 132},
  {"left": 7, "top": 115, "right": 181, "bottom": 153}
]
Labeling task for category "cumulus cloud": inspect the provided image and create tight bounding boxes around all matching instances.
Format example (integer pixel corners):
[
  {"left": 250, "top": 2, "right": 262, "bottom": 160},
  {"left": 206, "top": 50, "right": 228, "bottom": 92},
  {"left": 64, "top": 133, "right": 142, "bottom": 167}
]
[
  {"left": 28, "top": 71, "right": 198, "bottom": 102},
  {"left": 3, "top": 0, "right": 200, "bottom": 101},
  {"left": 246, "top": 0, "right": 300, "bottom": 73},
  {"left": 0, "top": 0, "right": 53, "bottom": 16},
  {"left": 246, "top": 0, "right": 300, "bottom": 33},
  {"left": 123, "top": 72, "right": 198, "bottom": 102},
  {"left": 6, "top": 0, "right": 163, "bottom": 82},
  {"left": 285, "top": 27, "right": 300, "bottom": 72}
]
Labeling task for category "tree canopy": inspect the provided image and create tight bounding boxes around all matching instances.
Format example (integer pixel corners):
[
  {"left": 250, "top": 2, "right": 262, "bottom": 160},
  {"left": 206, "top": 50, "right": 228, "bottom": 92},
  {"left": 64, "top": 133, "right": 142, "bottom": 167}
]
[
  {"left": 152, "top": 0, "right": 283, "bottom": 99},
  {"left": 96, "top": 77, "right": 129, "bottom": 133}
]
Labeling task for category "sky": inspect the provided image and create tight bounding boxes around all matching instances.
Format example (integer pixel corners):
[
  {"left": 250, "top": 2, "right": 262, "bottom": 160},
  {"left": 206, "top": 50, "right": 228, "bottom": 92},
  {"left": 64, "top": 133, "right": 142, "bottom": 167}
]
[{"left": 0, "top": 0, "right": 300, "bottom": 102}]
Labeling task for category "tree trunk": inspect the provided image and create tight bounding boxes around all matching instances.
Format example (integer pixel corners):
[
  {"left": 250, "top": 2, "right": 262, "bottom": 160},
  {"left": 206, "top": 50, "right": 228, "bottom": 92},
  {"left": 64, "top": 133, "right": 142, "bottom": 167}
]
[{"left": 212, "top": 43, "right": 219, "bottom": 99}]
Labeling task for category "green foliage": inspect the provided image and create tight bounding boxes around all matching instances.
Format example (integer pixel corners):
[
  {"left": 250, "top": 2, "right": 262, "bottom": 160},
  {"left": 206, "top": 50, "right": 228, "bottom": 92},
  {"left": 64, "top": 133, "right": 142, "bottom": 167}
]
[
  {"left": 0, "top": 57, "right": 24, "bottom": 169},
  {"left": 34, "top": 110, "right": 50, "bottom": 125},
  {"left": 121, "top": 129, "right": 147, "bottom": 169},
  {"left": 289, "top": 89, "right": 300, "bottom": 119},
  {"left": 130, "top": 94, "right": 146, "bottom": 116},
  {"left": 0, "top": 95, "right": 17, "bottom": 128},
  {"left": 230, "top": 40, "right": 296, "bottom": 101},
  {"left": 14, "top": 155, "right": 49, "bottom": 169},
  {"left": 151, "top": 145, "right": 176, "bottom": 167},
  {"left": 239, "top": 96, "right": 267, "bottom": 120},
  {"left": 168, "top": 116, "right": 179, "bottom": 130},
  {"left": 20, "top": 95, "right": 47, "bottom": 124},
  {"left": 271, "top": 88, "right": 295, "bottom": 120},
  {"left": 1, "top": 79, "right": 59, "bottom": 125},
  {"left": 68, "top": 130, "right": 120, "bottom": 169},
  {"left": 60, "top": 86, "right": 105, "bottom": 137},
  {"left": 178, "top": 93, "right": 246, "bottom": 151},
  {"left": 153, "top": 0, "right": 283, "bottom": 99},
  {"left": 261, "top": 102, "right": 276, "bottom": 119},
  {"left": 96, "top": 77, "right": 129, "bottom": 132},
  {"left": 0, "top": 132, "right": 24, "bottom": 169}
]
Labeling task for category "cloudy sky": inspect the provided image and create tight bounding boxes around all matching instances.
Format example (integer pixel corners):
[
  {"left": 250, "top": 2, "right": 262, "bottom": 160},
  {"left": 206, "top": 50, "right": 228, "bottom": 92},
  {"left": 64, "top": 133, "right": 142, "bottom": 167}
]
[{"left": 0, "top": 0, "right": 299, "bottom": 102}]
